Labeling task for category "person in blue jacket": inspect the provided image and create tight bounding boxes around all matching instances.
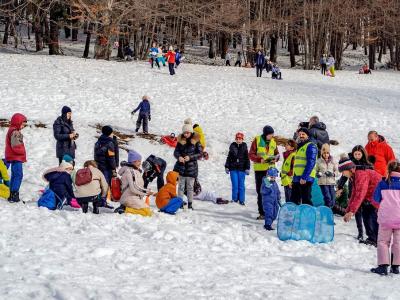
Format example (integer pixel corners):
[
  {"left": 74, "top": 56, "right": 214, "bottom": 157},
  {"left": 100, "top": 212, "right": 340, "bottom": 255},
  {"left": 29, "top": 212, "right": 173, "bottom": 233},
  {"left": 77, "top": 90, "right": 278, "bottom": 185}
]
[
  {"left": 175, "top": 48, "right": 182, "bottom": 68},
  {"left": 255, "top": 50, "right": 265, "bottom": 77},
  {"left": 131, "top": 95, "right": 151, "bottom": 133},
  {"left": 262, "top": 167, "right": 281, "bottom": 230},
  {"left": 149, "top": 43, "right": 160, "bottom": 69},
  {"left": 290, "top": 127, "right": 318, "bottom": 205}
]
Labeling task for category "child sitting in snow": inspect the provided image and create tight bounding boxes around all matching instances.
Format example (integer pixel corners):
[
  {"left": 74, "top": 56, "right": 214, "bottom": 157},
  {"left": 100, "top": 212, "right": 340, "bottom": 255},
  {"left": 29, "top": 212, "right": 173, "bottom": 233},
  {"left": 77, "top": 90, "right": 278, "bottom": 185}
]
[
  {"left": 271, "top": 64, "right": 282, "bottom": 80},
  {"left": 359, "top": 63, "right": 372, "bottom": 74},
  {"left": 0, "top": 159, "right": 10, "bottom": 200},
  {"left": 316, "top": 143, "right": 338, "bottom": 208},
  {"left": 370, "top": 160, "right": 400, "bottom": 276},
  {"left": 131, "top": 95, "right": 151, "bottom": 134},
  {"left": 186, "top": 178, "right": 229, "bottom": 204},
  {"left": 156, "top": 171, "right": 183, "bottom": 214},
  {"left": 262, "top": 168, "right": 281, "bottom": 230}
]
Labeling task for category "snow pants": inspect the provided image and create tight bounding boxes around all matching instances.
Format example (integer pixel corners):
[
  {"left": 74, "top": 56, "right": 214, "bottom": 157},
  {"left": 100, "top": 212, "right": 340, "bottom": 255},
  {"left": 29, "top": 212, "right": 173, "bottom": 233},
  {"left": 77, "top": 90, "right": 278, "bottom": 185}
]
[
  {"left": 361, "top": 202, "right": 379, "bottom": 243},
  {"left": 230, "top": 170, "right": 246, "bottom": 204},
  {"left": 151, "top": 57, "right": 160, "bottom": 69},
  {"left": 263, "top": 196, "right": 279, "bottom": 227},
  {"left": 377, "top": 227, "right": 400, "bottom": 265},
  {"left": 178, "top": 176, "right": 195, "bottom": 204},
  {"left": 320, "top": 185, "right": 335, "bottom": 208},
  {"left": 136, "top": 113, "right": 149, "bottom": 133},
  {"left": 255, "top": 171, "right": 267, "bottom": 215},
  {"left": 160, "top": 197, "right": 183, "bottom": 214},
  {"left": 256, "top": 65, "right": 263, "bottom": 77},
  {"left": 290, "top": 181, "right": 313, "bottom": 205},
  {"left": 168, "top": 63, "right": 175, "bottom": 75},
  {"left": 10, "top": 161, "right": 23, "bottom": 193},
  {"left": 284, "top": 186, "right": 292, "bottom": 202}
]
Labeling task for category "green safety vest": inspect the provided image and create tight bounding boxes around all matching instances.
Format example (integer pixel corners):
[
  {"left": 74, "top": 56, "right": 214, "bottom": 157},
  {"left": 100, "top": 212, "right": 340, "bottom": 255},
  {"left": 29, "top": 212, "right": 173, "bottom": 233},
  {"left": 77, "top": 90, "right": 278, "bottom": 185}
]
[
  {"left": 293, "top": 142, "right": 316, "bottom": 178},
  {"left": 253, "top": 136, "right": 277, "bottom": 171},
  {"left": 281, "top": 151, "right": 295, "bottom": 186}
]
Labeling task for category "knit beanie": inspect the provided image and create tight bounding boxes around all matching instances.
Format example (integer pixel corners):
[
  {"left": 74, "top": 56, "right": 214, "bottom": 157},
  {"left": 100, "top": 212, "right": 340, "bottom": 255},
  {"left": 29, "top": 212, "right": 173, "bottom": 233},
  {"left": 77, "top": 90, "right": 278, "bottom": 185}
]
[
  {"left": 263, "top": 125, "right": 274, "bottom": 136},
  {"left": 62, "top": 154, "right": 74, "bottom": 163},
  {"left": 102, "top": 125, "right": 113, "bottom": 136},
  {"left": 267, "top": 167, "right": 279, "bottom": 177},
  {"left": 182, "top": 124, "right": 194, "bottom": 134},
  {"left": 61, "top": 106, "right": 72, "bottom": 115},
  {"left": 184, "top": 118, "right": 193, "bottom": 125},
  {"left": 298, "top": 127, "right": 310, "bottom": 137},
  {"left": 128, "top": 150, "right": 142, "bottom": 163},
  {"left": 338, "top": 154, "right": 356, "bottom": 172},
  {"left": 235, "top": 132, "right": 244, "bottom": 140}
]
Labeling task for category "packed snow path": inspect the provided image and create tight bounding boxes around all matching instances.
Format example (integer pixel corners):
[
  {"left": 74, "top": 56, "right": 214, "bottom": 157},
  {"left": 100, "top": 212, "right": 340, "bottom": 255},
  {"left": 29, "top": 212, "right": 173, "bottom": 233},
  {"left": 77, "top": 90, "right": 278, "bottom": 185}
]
[{"left": 0, "top": 53, "right": 400, "bottom": 299}]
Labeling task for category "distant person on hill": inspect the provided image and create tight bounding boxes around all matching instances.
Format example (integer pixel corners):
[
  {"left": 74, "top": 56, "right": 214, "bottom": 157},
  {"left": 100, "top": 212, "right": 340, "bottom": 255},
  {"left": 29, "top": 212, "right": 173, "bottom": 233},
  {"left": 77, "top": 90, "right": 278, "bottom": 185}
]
[
  {"left": 320, "top": 54, "right": 327, "bottom": 75},
  {"left": 225, "top": 52, "right": 231, "bottom": 66},
  {"left": 175, "top": 48, "right": 182, "bottom": 68},
  {"left": 234, "top": 51, "right": 242, "bottom": 67},
  {"left": 149, "top": 42, "right": 160, "bottom": 69},
  {"left": 271, "top": 64, "right": 282, "bottom": 80},
  {"left": 327, "top": 54, "right": 336, "bottom": 77},
  {"left": 359, "top": 63, "right": 372, "bottom": 74},
  {"left": 131, "top": 95, "right": 151, "bottom": 133},
  {"left": 53, "top": 106, "right": 77, "bottom": 164},
  {"left": 165, "top": 46, "right": 176, "bottom": 75},
  {"left": 255, "top": 50, "right": 265, "bottom": 77}
]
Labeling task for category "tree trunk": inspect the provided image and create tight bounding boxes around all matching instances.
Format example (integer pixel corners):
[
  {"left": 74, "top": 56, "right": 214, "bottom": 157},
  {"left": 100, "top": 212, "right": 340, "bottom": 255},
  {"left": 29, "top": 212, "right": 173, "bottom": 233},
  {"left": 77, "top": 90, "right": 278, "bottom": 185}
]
[
  {"left": 294, "top": 37, "right": 300, "bottom": 55},
  {"left": 378, "top": 42, "right": 383, "bottom": 63},
  {"left": 369, "top": 44, "right": 375, "bottom": 70},
  {"left": 83, "top": 31, "right": 91, "bottom": 58},
  {"left": 49, "top": 7, "right": 60, "bottom": 55},
  {"left": 208, "top": 35, "right": 216, "bottom": 59},
  {"left": 288, "top": 28, "right": 296, "bottom": 68},
  {"left": 270, "top": 34, "right": 277, "bottom": 62},
  {"left": 3, "top": 18, "right": 10, "bottom": 44},
  {"left": 34, "top": 16, "right": 43, "bottom": 52}
]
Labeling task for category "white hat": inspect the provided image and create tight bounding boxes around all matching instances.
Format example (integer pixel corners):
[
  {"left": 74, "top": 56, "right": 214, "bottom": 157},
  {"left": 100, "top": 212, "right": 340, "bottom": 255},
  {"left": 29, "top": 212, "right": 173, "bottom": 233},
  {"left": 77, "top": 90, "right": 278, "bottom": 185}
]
[
  {"left": 182, "top": 124, "right": 194, "bottom": 134},
  {"left": 184, "top": 118, "right": 193, "bottom": 125}
]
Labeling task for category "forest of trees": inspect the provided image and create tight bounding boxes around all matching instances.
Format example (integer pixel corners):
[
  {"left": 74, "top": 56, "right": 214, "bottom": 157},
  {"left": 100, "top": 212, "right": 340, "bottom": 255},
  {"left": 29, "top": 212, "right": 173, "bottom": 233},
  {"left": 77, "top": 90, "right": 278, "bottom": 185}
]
[{"left": 1, "top": 0, "right": 399, "bottom": 70}]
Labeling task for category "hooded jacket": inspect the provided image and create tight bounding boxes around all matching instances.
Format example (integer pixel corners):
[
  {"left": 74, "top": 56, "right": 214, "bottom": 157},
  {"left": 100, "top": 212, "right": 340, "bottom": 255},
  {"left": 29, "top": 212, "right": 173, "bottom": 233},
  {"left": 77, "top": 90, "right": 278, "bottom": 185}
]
[
  {"left": 309, "top": 122, "right": 330, "bottom": 150},
  {"left": 94, "top": 135, "right": 118, "bottom": 171},
  {"left": 5, "top": 113, "right": 27, "bottom": 162},
  {"left": 156, "top": 171, "right": 179, "bottom": 209},
  {"left": 365, "top": 135, "right": 396, "bottom": 177},
  {"left": 133, "top": 99, "right": 151, "bottom": 116},
  {"left": 316, "top": 156, "right": 338, "bottom": 185},
  {"left": 173, "top": 132, "right": 203, "bottom": 178},
  {"left": 53, "top": 115, "right": 76, "bottom": 159},
  {"left": 118, "top": 164, "right": 150, "bottom": 209},
  {"left": 43, "top": 166, "right": 74, "bottom": 203},
  {"left": 74, "top": 166, "right": 109, "bottom": 199}
]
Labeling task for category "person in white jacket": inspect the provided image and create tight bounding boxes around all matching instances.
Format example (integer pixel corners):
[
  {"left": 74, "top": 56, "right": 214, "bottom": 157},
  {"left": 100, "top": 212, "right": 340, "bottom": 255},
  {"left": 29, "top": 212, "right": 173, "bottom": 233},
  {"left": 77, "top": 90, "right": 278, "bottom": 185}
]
[{"left": 316, "top": 143, "right": 338, "bottom": 207}]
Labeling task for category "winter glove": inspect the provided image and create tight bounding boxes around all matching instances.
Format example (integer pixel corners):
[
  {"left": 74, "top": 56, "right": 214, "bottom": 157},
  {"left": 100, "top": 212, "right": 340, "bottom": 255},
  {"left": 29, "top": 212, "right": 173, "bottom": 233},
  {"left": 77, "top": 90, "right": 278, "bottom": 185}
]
[
  {"left": 245, "top": 170, "right": 250, "bottom": 175},
  {"left": 325, "top": 171, "right": 334, "bottom": 177},
  {"left": 131, "top": 111, "right": 135, "bottom": 115},
  {"left": 316, "top": 172, "right": 322, "bottom": 178},
  {"left": 225, "top": 168, "right": 230, "bottom": 174}
]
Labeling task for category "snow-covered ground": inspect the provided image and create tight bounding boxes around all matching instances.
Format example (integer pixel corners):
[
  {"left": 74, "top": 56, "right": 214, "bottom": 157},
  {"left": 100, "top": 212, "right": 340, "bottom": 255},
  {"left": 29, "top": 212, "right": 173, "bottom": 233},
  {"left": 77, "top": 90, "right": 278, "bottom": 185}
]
[{"left": 0, "top": 53, "right": 400, "bottom": 299}]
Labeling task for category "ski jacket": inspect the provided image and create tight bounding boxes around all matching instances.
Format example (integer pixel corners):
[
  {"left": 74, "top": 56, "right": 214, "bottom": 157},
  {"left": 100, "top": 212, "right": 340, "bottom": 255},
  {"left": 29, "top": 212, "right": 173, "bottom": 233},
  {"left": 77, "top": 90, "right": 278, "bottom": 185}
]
[
  {"left": 5, "top": 113, "right": 27, "bottom": 162},
  {"left": 308, "top": 122, "right": 330, "bottom": 150},
  {"left": 365, "top": 135, "right": 396, "bottom": 177},
  {"left": 166, "top": 51, "right": 176, "bottom": 63},
  {"left": 119, "top": 165, "right": 150, "bottom": 209},
  {"left": 43, "top": 166, "right": 74, "bottom": 203},
  {"left": 156, "top": 171, "right": 178, "bottom": 209},
  {"left": 225, "top": 142, "right": 250, "bottom": 172},
  {"left": 133, "top": 99, "right": 151, "bottom": 115},
  {"left": 255, "top": 53, "right": 265, "bottom": 66},
  {"left": 74, "top": 166, "right": 108, "bottom": 199},
  {"left": 173, "top": 132, "right": 202, "bottom": 178},
  {"left": 94, "top": 135, "right": 118, "bottom": 171},
  {"left": 316, "top": 156, "right": 338, "bottom": 185},
  {"left": 53, "top": 115, "right": 76, "bottom": 159}
]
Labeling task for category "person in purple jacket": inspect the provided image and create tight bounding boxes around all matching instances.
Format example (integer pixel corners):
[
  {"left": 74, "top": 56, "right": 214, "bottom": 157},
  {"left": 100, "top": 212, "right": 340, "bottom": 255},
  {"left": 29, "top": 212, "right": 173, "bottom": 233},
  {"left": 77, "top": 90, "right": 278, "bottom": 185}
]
[{"left": 131, "top": 95, "right": 151, "bottom": 133}]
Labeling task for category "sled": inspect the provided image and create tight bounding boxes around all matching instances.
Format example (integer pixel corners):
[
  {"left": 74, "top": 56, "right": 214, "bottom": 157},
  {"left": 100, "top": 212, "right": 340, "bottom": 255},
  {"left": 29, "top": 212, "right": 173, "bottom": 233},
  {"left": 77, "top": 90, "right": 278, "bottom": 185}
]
[
  {"left": 312, "top": 206, "right": 334, "bottom": 243},
  {"left": 311, "top": 179, "right": 324, "bottom": 207},
  {"left": 277, "top": 202, "right": 298, "bottom": 241},
  {"left": 160, "top": 133, "right": 177, "bottom": 148}
]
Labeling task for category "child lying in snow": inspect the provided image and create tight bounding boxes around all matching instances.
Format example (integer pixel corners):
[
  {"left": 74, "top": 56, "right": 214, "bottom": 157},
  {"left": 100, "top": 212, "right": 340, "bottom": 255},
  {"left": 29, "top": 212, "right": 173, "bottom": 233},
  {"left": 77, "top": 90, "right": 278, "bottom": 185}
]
[{"left": 190, "top": 178, "right": 229, "bottom": 205}]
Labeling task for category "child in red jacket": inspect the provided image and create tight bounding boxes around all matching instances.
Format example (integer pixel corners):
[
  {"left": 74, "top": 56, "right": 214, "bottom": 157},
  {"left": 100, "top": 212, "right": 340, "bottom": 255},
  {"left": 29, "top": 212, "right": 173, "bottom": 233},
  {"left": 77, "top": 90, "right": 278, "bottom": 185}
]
[
  {"left": 165, "top": 46, "right": 176, "bottom": 76},
  {"left": 5, "top": 113, "right": 27, "bottom": 203}
]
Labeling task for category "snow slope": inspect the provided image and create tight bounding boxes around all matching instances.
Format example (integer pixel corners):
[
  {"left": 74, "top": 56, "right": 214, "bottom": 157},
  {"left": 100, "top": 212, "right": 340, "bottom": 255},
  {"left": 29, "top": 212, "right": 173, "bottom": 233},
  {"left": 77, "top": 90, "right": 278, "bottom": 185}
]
[{"left": 0, "top": 53, "right": 400, "bottom": 299}]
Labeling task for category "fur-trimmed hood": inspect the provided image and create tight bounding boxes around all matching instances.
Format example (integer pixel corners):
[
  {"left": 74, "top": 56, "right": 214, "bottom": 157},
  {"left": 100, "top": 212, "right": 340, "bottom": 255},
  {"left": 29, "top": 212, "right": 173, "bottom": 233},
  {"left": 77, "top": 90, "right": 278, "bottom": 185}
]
[{"left": 177, "top": 132, "right": 200, "bottom": 146}]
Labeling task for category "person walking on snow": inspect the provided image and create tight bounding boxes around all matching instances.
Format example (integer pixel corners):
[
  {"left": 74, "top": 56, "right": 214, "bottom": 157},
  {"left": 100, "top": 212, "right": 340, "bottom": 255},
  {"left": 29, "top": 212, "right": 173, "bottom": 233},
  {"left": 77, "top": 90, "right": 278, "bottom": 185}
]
[
  {"left": 320, "top": 54, "right": 327, "bottom": 75},
  {"left": 262, "top": 167, "right": 281, "bottom": 231},
  {"left": 281, "top": 139, "right": 297, "bottom": 202},
  {"left": 290, "top": 127, "right": 318, "bottom": 205},
  {"left": 340, "top": 154, "right": 381, "bottom": 247},
  {"left": 249, "top": 125, "right": 279, "bottom": 219},
  {"left": 371, "top": 160, "right": 400, "bottom": 275},
  {"left": 5, "top": 113, "right": 27, "bottom": 203},
  {"left": 316, "top": 143, "right": 338, "bottom": 208},
  {"left": 225, "top": 52, "right": 231, "bottom": 66},
  {"left": 53, "top": 106, "right": 78, "bottom": 164},
  {"left": 175, "top": 48, "right": 182, "bottom": 68},
  {"left": 255, "top": 50, "right": 265, "bottom": 77},
  {"left": 165, "top": 46, "right": 176, "bottom": 75},
  {"left": 131, "top": 95, "right": 151, "bottom": 133},
  {"left": 234, "top": 51, "right": 242, "bottom": 67},
  {"left": 365, "top": 130, "right": 396, "bottom": 177},
  {"left": 149, "top": 43, "right": 160, "bottom": 69},
  {"left": 225, "top": 132, "right": 250, "bottom": 205}
]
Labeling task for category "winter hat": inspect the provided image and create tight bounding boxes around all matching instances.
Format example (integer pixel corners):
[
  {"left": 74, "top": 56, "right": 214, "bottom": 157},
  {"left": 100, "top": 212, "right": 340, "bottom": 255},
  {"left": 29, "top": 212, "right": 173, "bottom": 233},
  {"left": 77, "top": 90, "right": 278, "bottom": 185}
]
[
  {"left": 184, "top": 118, "right": 193, "bottom": 125},
  {"left": 62, "top": 154, "right": 74, "bottom": 163},
  {"left": 338, "top": 154, "right": 356, "bottom": 173},
  {"left": 60, "top": 161, "right": 74, "bottom": 170},
  {"left": 298, "top": 127, "right": 310, "bottom": 137},
  {"left": 61, "top": 106, "right": 72, "bottom": 115},
  {"left": 263, "top": 125, "right": 274, "bottom": 136},
  {"left": 102, "top": 125, "right": 113, "bottom": 137},
  {"left": 267, "top": 167, "right": 279, "bottom": 177},
  {"left": 128, "top": 150, "right": 142, "bottom": 163},
  {"left": 235, "top": 132, "right": 244, "bottom": 140},
  {"left": 182, "top": 124, "right": 194, "bottom": 134}
]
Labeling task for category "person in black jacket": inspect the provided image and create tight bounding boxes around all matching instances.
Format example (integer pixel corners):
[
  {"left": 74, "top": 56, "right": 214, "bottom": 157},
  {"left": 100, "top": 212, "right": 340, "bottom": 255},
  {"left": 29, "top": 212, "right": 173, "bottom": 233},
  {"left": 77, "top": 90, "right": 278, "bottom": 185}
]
[
  {"left": 53, "top": 106, "right": 78, "bottom": 164},
  {"left": 174, "top": 124, "right": 203, "bottom": 210},
  {"left": 142, "top": 154, "right": 167, "bottom": 191},
  {"left": 225, "top": 132, "right": 250, "bottom": 205},
  {"left": 337, "top": 145, "right": 373, "bottom": 242},
  {"left": 43, "top": 161, "right": 75, "bottom": 207},
  {"left": 94, "top": 125, "right": 118, "bottom": 185},
  {"left": 294, "top": 116, "right": 330, "bottom": 152}
]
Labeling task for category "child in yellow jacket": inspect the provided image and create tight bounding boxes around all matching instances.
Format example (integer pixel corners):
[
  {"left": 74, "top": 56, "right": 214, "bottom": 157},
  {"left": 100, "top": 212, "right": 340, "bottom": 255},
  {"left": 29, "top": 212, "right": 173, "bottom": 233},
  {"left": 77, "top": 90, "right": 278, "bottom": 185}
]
[{"left": 0, "top": 159, "right": 10, "bottom": 199}]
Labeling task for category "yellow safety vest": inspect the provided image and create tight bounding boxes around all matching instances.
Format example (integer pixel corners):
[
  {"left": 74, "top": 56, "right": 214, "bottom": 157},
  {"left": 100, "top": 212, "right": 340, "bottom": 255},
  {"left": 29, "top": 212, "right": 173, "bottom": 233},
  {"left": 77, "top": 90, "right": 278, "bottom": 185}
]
[
  {"left": 281, "top": 151, "right": 295, "bottom": 186},
  {"left": 253, "top": 136, "right": 277, "bottom": 171},
  {"left": 293, "top": 142, "right": 316, "bottom": 178}
]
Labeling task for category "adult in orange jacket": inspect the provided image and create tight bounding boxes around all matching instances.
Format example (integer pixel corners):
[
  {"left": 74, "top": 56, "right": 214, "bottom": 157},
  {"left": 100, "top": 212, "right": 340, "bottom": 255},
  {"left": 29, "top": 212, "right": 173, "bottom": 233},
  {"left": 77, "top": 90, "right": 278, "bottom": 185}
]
[
  {"left": 165, "top": 46, "right": 176, "bottom": 76},
  {"left": 365, "top": 131, "right": 396, "bottom": 177},
  {"left": 156, "top": 171, "right": 183, "bottom": 214}
]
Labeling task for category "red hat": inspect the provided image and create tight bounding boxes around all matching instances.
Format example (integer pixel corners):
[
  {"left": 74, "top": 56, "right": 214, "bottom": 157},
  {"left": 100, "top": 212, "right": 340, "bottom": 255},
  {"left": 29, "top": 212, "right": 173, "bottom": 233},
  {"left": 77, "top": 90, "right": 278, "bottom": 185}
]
[{"left": 235, "top": 132, "right": 244, "bottom": 140}]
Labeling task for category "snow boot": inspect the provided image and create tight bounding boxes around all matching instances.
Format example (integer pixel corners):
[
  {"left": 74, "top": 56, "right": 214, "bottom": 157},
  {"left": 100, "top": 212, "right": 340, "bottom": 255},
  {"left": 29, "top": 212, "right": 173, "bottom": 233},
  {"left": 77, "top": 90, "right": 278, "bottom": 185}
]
[
  {"left": 264, "top": 225, "right": 274, "bottom": 231},
  {"left": 81, "top": 203, "right": 89, "bottom": 213},
  {"left": 357, "top": 233, "right": 364, "bottom": 242},
  {"left": 391, "top": 265, "right": 399, "bottom": 274},
  {"left": 370, "top": 265, "right": 388, "bottom": 276},
  {"left": 363, "top": 238, "right": 377, "bottom": 247},
  {"left": 239, "top": 202, "right": 245, "bottom": 206},
  {"left": 256, "top": 214, "right": 265, "bottom": 220},
  {"left": 8, "top": 192, "right": 20, "bottom": 203},
  {"left": 135, "top": 128, "right": 139, "bottom": 133},
  {"left": 216, "top": 198, "right": 229, "bottom": 205},
  {"left": 188, "top": 202, "right": 193, "bottom": 210},
  {"left": 114, "top": 205, "right": 125, "bottom": 214},
  {"left": 92, "top": 203, "right": 100, "bottom": 214}
]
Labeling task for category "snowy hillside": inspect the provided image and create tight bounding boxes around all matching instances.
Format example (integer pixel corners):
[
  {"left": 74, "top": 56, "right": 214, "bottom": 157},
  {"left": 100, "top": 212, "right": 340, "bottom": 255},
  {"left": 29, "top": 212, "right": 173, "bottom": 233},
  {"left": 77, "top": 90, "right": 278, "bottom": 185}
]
[{"left": 1, "top": 53, "right": 400, "bottom": 299}]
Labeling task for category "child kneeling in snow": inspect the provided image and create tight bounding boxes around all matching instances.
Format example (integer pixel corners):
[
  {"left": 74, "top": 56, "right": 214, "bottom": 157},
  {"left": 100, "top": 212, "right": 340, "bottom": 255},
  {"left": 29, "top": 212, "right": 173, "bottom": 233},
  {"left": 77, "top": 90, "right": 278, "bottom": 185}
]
[
  {"left": 0, "top": 159, "right": 10, "bottom": 199},
  {"left": 262, "top": 168, "right": 281, "bottom": 230},
  {"left": 370, "top": 160, "right": 400, "bottom": 276},
  {"left": 156, "top": 171, "right": 183, "bottom": 214},
  {"left": 119, "top": 150, "right": 155, "bottom": 217},
  {"left": 43, "top": 161, "right": 75, "bottom": 207}
]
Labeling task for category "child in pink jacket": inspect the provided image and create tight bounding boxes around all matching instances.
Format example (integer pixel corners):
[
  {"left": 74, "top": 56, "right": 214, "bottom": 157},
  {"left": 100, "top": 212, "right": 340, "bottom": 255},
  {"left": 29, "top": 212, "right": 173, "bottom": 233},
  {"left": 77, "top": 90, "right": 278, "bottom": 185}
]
[{"left": 371, "top": 160, "right": 400, "bottom": 275}]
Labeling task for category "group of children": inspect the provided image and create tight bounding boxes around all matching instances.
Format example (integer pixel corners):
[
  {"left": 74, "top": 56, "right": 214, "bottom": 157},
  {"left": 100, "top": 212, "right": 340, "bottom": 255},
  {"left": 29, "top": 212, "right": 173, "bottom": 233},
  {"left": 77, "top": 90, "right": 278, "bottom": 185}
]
[{"left": 148, "top": 43, "right": 182, "bottom": 75}]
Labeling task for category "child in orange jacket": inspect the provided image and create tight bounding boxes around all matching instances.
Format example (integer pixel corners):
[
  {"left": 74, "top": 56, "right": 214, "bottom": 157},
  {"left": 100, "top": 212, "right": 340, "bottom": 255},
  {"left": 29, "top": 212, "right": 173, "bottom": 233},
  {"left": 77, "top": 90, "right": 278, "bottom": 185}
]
[{"left": 156, "top": 171, "right": 183, "bottom": 214}]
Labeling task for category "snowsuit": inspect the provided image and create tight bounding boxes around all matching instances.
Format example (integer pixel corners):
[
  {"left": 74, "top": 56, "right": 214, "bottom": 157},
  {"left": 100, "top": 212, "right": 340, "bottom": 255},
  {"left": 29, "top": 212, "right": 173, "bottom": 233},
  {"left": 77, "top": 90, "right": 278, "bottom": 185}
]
[
  {"left": 143, "top": 155, "right": 167, "bottom": 191},
  {"left": 94, "top": 134, "right": 118, "bottom": 185},
  {"left": 175, "top": 51, "right": 182, "bottom": 67},
  {"left": 373, "top": 173, "right": 400, "bottom": 266},
  {"left": 43, "top": 166, "right": 74, "bottom": 207},
  {"left": 53, "top": 115, "right": 76, "bottom": 163},
  {"left": 316, "top": 156, "right": 338, "bottom": 207},
  {"left": 133, "top": 99, "right": 151, "bottom": 133},
  {"left": 225, "top": 142, "right": 250, "bottom": 204},
  {"left": 5, "top": 113, "right": 27, "bottom": 194},
  {"left": 262, "top": 177, "right": 281, "bottom": 227},
  {"left": 365, "top": 135, "right": 396, "bottom": 177},
  {"left": 225, "top": 53, "right": 231, "bottom": 66},
  {"left": 173, "top": 132, "right": 203, "bottom": 205},
  {"left": 156, "top": 171, "right": 182, "bottom": 214},
  {"left": 0, "top": 159, "right": 10, "bottom": 199},
  {"left": 255, "top": 53, "right": 265, "bottom": 77}
]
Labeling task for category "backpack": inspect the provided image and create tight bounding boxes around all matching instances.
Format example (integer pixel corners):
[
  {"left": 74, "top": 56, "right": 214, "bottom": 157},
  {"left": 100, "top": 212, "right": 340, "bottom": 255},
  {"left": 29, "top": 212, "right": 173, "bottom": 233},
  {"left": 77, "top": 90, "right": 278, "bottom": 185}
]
[
  {"left": 38, "top": 188, "right": 64, "bottom": 210},
  {"left": 75, "top": 167, "right": 92, "bottom": 186},
  {"left": 111, "top": 177, "right": 122, "bottom": 201}
]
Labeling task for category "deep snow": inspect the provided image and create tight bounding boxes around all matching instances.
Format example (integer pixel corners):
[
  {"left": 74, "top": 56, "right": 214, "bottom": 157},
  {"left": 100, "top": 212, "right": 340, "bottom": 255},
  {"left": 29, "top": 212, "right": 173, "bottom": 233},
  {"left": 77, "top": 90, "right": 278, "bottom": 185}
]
[{"left": 0, "top": 53, "right": 400, "bottom": 299}]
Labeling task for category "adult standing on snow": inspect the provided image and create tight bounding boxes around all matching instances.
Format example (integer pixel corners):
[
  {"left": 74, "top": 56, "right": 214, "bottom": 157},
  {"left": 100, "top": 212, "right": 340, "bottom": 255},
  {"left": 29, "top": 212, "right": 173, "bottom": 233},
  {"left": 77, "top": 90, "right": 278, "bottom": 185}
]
[
  {"left": 365, "top": 131, "right": 396, "bottom": 177},
  {"left": 249, "top": 125, "right": 279, "bottom": 219},
  {"left": 320, "top": 54, "right": 327, "bottom": 75},
  {"left": 295, "top": 116, "right": 330, "bottom": 152},
  {"left": 290, "top": 127, "right": 318, "bottom": 205},
  {"left": 255, "top": 50, "right": 265, "bottom": 77},
  {"left": 173, "top": 123, "right": 203, "bottom": 210},
  {"left": 165, "top": 46, "right": 176, "bottom": 76},
  {"left": 53, "top": 106, "right": 77, "bottom": 164}
]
